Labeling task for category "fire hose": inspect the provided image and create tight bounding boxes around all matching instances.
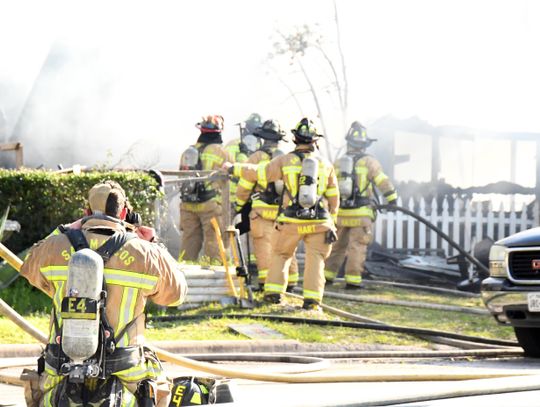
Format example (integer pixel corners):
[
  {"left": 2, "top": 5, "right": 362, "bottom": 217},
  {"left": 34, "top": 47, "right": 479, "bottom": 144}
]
[
  {"left": 0, "top": 241, "right": 533, "bottom": 385},
  {"left": 376, "top": 203, "right": 490, "bottom": 276}
]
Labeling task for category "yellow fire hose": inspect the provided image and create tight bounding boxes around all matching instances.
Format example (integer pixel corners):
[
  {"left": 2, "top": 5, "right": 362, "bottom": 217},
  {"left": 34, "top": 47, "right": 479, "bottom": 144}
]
[
  {"left": 210, "top": 217, "right": 238, "bottom": 298},
  {"left": 0, "top": 241, "right": 535, "bottom": 384}
]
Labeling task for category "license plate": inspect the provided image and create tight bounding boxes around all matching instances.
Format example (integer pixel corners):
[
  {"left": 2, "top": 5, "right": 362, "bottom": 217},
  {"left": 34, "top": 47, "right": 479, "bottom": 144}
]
[{"left": 528, "top": 293, "right": 540, "bottom": 312}]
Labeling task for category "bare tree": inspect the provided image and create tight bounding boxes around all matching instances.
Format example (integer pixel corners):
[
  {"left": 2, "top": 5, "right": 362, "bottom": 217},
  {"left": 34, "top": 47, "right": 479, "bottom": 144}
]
[{"left": 267, "top": 1, "right": 349, "bottom": 161}]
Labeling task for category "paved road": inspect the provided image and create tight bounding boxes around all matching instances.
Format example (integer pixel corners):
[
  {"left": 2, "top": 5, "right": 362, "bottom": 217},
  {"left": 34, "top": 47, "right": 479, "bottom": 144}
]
[{"left": 2, "top": 356, "right": 540, "bottom": 406}]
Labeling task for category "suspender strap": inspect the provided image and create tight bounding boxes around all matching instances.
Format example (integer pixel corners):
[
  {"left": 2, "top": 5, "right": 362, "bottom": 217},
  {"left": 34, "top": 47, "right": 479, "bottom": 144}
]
[{"left": 63, "top": 228, "right": 136, "bottom": 263}]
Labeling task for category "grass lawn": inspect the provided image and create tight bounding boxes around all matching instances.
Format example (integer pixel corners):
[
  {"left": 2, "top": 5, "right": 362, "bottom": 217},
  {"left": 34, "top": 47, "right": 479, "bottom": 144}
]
[{"left": 0, "top": 284, "right": 514, "bottom": 346}]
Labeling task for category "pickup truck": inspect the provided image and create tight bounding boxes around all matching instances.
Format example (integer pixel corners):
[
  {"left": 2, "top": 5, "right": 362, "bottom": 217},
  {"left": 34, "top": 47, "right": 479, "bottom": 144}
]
[{"left": 482, "top": 227, "right": 540, "bottom": 356}]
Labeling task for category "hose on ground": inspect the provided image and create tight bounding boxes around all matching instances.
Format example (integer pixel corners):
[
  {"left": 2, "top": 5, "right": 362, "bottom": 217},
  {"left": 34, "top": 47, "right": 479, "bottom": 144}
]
[
  {"left": 357, "top": 375, "right": 540, "bottom": 406},
  {"left": 376, "top": 204, "right": 490, "bottom": 276},
  {"left": 362, "top": 279, "right": 480, "bottom": 298},
  {"left": 150, "top": 313, "right": 518, "bottom": 348},
  {"left": 319, "top": 289, "right": 489, "bottom": 315}
]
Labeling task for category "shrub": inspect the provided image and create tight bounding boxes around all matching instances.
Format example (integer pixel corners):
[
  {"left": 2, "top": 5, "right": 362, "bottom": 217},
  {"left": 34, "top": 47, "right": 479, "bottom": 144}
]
[{"left": 0, "top": 169, "right": 160, "bottom": 253}]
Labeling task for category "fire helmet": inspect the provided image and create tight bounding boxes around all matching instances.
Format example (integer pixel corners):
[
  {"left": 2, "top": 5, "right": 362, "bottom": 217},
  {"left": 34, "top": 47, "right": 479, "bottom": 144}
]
[
  {"left": 291, "top": 118, "right": 322, "bottom": 144},
  {"left": 169, "top": 377, "right": 210, "bottom": 406},
  {"left": 244, "top": 113, "right": 262, "bottom": 134},
  {"left": 345, "top": 121, "right": 375, "bottom": 148},
  {"left": 253, "top": 119, "right": 285, "bottom": 141},
  {"left": 196, "top": 115, "right": 224, "bottom": 133}
]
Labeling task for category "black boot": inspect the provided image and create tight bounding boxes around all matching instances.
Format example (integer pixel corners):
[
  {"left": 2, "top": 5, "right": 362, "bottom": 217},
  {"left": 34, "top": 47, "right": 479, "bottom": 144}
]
[
  {"left": 263, "top": 293, "right": 282, "bottom": 304},
  {"left": 302, "top": 299, "right": 321, "bottom": 312},
  {"left": 345, "top": 283, "right": 365, "bottom": 290},
  {"left": 286, "top": 285, "right": 297, "bottom": 293}
]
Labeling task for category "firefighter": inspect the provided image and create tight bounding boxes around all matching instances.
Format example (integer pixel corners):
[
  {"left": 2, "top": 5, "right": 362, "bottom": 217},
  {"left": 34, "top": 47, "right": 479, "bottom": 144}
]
[
  {"left": 178, "top": 115, "right": 233, "bottom": 261},
  {"left": 234, "top": 119, "right": 299, "bottom": 291},
  {"left": 225, "top": 118, "right": 339, "bottom": 311},
  {"left": 20, "top": 181, "right": 188, "bottom": 406},
  {"left": 324, "top": 121, "right": 398, "bottom": 288},
  {"left": 224, "top": 112, "right": 263, "bottom": 163}
]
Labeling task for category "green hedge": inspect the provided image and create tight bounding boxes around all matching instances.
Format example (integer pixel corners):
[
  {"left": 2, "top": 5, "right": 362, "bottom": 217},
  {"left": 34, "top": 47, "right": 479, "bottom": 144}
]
[
  {"left": 0, "top": 169, "right": 161, "bottom": 314},
  {"left": 0, "top": 169, "right": 161, "bottom": 253}
]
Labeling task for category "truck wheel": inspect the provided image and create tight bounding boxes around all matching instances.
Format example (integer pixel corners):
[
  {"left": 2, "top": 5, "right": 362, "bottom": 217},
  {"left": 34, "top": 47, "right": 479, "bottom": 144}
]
[{"left": 514, "top": 327, "right": 540, "bottom": 357}]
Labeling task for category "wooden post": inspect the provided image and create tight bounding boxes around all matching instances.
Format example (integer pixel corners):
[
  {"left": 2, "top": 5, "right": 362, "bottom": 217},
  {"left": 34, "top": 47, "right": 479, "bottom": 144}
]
[{"left": 0, "top": 142, "right": 23, "bottom": 168}]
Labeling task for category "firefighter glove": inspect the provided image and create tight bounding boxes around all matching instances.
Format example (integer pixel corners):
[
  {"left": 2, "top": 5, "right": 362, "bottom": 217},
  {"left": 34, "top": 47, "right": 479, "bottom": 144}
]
[{"left": 325, "top": 229, "right": 338, "bottom": 244}]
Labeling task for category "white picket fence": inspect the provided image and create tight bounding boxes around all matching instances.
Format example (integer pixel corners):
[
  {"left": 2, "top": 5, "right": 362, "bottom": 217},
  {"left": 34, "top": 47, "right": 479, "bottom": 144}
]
[{"left": 375, "top": 197, "right": 540, "bottom": 256}]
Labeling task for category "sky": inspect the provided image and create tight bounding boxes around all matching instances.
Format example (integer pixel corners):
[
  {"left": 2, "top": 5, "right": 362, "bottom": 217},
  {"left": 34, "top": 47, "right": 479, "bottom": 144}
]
[{"left": 0, "top": 0, "right": 539, "bottom": 187}]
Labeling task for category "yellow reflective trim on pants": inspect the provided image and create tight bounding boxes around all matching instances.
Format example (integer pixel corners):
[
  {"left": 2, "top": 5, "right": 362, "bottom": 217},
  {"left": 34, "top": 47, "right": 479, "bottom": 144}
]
[
  {"left": 345, "top": 275, "right": 362, "bottom": 284},
  {"left": 303, "top": 289, "right": 323, "bottom": 301},
  {"left": 276, "top": 214, "right": 328, "bottom": 224},
  {"left": 264, "top": 283, "right": 284, "bottom": 294},
  {"left": 374, "top": 172, "right": 388, "bottom": 186},
  {"left": 238, "top": 178, "right": 255, "bottom": 190},
  {"left": 325, "top": 270, "right": 337, "bottom": 280},
  {"left": 288, "top": 272, "right": 299, "bottom": 284},
  {"left": 338, "top": 207, "right": 374, "bottom": 217},
  {"left": 325, "top": 186, "right": 338, "bottom": 197}
]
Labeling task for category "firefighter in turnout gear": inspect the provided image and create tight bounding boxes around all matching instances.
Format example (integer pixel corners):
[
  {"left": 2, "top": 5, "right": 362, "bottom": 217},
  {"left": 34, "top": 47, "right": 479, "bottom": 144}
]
[
  {"left": 20, "top": 181, "right": 188, "bottom": 406},
  {"left": 324, "top": 121, "right": 398, "bottom": 288},
  {"left": 225, "top": 112, "right": 263, "bottom": 163},
  {"left": 226, "top": 118, "right": 339, "bottom": 311},
  {"left": 225, "top": 113, "right": 262, "bottom": 213},
  {"left": 179, "top": 115, "right": 233, "bottom": 261},
  {"left": 234, "top": 119, "right": 299, "bottom": 290}
]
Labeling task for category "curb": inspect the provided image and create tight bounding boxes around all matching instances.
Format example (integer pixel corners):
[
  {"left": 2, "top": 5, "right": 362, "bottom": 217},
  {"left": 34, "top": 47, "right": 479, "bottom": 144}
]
[{"left": 0, "top": 340, "right": 304, "bottom": 358}]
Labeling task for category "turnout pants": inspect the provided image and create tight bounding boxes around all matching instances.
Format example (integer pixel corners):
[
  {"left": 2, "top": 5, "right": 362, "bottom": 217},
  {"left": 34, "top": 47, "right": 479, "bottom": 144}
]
[
  {"left": 180, "top": 201, "right": 224, "bottom": 262},
  {"left": 265, "top": 223, "right": 332, "bottom": 304},
  {"left": 250, "top": 216, "right": 298, "bottom": 287},
  {"left": 324, "top": 221, "right": 373, "bottom": 286}
]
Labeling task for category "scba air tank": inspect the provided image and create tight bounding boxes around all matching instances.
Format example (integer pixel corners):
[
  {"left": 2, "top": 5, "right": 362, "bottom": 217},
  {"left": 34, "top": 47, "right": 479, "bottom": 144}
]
[
  {"left": 272, "top": 149, "right": 285, "bottom": 195},
  {"left": 338, "top": 155, "right": 354, "bottom": 199},
  {"left": 180, "top": 146, "right": 199, "bottom": 170},
  {"left": 61, "top": 249, "right": 104, "bottom": 364},
  {"left": 242, "top": 135, "right": 260, "bottom": 155},
  {"left": 298, "top": 157, "right": 319, "bottom": 209}
]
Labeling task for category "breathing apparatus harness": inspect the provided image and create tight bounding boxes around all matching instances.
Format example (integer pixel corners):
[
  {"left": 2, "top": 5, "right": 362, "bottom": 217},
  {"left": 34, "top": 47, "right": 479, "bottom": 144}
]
[
  {"left": 179, "top": 144, "right": 217, "bottom": 203},
  {"left": 281, "top": 150, "right": 329, "bottom": 221},
  {"left": 339, "top": 152, "right": 373, "bottom": 210},
  {"left": 251, "top": 145, "right": 282, "bottom": 206}
]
